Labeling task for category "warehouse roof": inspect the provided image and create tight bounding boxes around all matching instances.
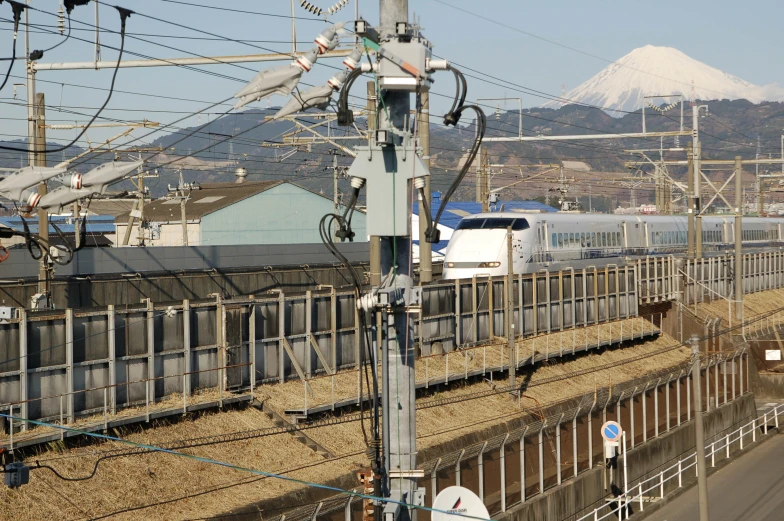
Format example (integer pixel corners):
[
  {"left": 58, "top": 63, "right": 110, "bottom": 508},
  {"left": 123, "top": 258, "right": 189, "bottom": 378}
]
[
  {"left": 83, "top": 199, "right": 138, "bottom": 217},
  {"left": 115, "top": 180, "right": 285, "bottom": 223}
]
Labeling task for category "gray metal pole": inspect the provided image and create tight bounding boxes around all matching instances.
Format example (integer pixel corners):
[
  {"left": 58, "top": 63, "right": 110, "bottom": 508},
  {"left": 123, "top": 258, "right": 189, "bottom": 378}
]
[
  {"left": 417, "top": 90, "right": 432, "bottom": 283},
  {"left": 378, "top": 2, "right": 417, "bottom": 520},
  {"left": 735, "top": 157, "right": 743, "bottom": 323},
  {"left": 507, "top": 226, "right": 515, "bottom": 387},
  {"left": 687, "top": 143, "right": 695, "bottom": 258},
  {"left": 691, "top": 334, "right": 710, "bottom": 521}
]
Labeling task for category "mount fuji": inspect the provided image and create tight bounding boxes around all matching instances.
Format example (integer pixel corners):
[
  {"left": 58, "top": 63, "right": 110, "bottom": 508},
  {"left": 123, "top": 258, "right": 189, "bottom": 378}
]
[{"left": 544, "top": 45, "right": 784, "bottom": 114}]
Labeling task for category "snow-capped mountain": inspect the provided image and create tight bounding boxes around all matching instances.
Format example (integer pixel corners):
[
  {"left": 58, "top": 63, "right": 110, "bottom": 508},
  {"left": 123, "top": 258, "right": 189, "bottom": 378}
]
[{"left": 545, "top": 45, "right": 784, "bottom": 113}]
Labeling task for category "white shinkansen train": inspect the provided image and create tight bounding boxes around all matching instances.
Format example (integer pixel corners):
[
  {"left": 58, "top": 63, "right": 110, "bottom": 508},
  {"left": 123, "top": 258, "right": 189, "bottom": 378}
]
[{"left": 442, "top": 212, "right": 784, "bottom": 279}]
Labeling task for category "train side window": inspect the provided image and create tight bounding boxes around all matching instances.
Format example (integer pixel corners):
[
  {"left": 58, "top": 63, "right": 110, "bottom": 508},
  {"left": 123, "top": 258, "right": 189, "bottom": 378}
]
[
  {"left": 569, "top": 232, "right": 575, "bottom": 247},
  {"left": 552, "top": 233, "right": 557, "bottom": 248},
  {"left": 617, "top": 231, "right": 622, "bottom": 246},
  {"left": 558, "top": 233, "right": 564, "bottom": 248},
  {"left": 591, "top": 232, "right": 596, "bottom": 247},
  {"left": 581, "top": 232, "right": 586, "bottom": 247},
  {"left": 610, "top": 232, "right": 616, "bottom": 247},
  {"left": 600, "top": 232, "right": 606, "bottom": 247}
]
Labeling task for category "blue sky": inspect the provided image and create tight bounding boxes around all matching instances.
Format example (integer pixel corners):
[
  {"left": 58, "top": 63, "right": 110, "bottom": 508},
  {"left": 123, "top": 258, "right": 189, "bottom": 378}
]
[{"left": 1, "top": 0, "right": 783, "bottom": 150}]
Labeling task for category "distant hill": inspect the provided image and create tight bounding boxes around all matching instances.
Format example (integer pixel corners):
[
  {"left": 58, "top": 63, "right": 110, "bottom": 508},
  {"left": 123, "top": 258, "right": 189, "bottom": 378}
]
[{"left": 3, "top": 98, "right": 784, "bottom": 208}]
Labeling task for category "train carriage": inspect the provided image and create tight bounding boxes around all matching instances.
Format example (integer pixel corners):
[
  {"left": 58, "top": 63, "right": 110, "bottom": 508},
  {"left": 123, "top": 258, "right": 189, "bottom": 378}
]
[{"left": 442, "top": 212, "right": 784, "bottom": 279}]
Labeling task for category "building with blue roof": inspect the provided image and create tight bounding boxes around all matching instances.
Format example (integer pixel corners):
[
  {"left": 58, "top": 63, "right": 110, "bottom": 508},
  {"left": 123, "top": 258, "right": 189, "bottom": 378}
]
[
  {"left": 412, "top": 193, "right": 556, "bottom": 260},
  {"left": 0, "top": 215, "right": 117, "bottom": 248}
]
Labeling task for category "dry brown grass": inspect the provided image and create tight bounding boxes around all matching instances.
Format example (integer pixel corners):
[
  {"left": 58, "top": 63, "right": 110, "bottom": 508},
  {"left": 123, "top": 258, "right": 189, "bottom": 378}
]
[
  {"left": 0, "top": 329, "right": 687, "bottom": 521},
  {"left": 0, "top": 388, "right": 229, "bottom": 444},
  {"left": 696, "top": 287, "right": 784, "bottom": 325},
  {"left": 263, "top": 316, "right": 656, "bottom": 412}
]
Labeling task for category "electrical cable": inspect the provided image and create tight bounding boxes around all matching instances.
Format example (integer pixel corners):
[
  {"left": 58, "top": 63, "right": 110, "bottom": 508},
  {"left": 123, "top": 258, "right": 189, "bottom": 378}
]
[
  {"left": 0, "top": 5, "right": 132, "bottom": 154},
  {"left": 0, "top": 413, "right": 496, "bottom": 521},
  {"left": 0, "top": 0, "right": 25, "bottom": 93},
  {"left": 426, "top": 104, "right": 486, "bottom": 242},
  {"left": 35, "top": 12, "right": 70, "bottom": 56},
  {"left": 0, "top": 35, "right": 15, "bottom": 92}
]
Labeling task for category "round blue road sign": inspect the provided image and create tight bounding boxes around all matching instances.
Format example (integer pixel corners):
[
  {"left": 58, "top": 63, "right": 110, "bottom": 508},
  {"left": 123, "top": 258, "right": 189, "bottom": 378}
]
[{"left": 601, "top": 421, "right": 623, "bottom": 442}]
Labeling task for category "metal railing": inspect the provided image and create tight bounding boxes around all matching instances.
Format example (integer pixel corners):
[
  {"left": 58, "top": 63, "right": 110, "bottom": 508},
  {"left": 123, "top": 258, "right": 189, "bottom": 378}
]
[{"left": 577, "top": 404, "right": 782, "bottom": 520}]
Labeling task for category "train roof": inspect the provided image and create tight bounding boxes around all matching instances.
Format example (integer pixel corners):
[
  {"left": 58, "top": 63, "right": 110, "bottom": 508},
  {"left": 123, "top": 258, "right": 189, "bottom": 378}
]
[{"left": 457, "top": 212, "right": 784, "bottom": 226}]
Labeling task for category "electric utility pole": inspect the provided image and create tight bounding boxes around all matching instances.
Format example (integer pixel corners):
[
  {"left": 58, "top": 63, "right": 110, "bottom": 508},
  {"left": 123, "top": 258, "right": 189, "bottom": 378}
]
[
  {"left": 376, "top": 0, "right": 418, "bottom": 521},
  {"left": 691, "top": 334, "right": 710, "bottom": 521}
]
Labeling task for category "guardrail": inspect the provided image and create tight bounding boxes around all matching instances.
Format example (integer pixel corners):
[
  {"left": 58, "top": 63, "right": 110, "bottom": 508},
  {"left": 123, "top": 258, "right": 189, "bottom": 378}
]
[{"left": 577, "top": 403, "right": 782, "bottom": 520}]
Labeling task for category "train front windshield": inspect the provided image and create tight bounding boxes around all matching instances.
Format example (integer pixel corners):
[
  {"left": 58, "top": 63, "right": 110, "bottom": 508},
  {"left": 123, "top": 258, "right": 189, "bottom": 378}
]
[{"left": 456, "top": 218, "right": 530, "bottom": 230}]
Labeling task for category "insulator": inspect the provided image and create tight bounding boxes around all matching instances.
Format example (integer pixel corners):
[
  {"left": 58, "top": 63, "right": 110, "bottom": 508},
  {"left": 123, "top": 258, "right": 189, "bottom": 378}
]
[
  {"left": 328, "top": 0, "right": 349, "bottom": 15},
  {"left": 70, "top": 173, "right": 82, "bottom": 189},
  {"left": 57, "top": 5, "right": 65, "bottom": 35},
  {"left": 299, "top": 0, "right": 323, "bottom": 16}
]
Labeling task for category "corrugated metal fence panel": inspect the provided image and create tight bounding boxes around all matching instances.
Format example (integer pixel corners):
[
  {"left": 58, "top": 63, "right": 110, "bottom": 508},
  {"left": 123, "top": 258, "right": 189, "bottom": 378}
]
[{"left": 1, "top": 264, "right": 656, "bottom": 426}]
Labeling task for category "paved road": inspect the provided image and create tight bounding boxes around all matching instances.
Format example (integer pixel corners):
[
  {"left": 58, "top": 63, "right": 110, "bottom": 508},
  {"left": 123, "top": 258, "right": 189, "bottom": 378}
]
[{"left": 644, "top": 431, "right": 784, "bottom": 521}]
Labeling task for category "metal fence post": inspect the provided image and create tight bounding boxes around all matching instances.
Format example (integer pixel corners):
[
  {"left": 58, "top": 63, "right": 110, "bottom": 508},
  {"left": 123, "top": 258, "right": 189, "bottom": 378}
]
[
  {"left": 249, "top": 301, "right": 256, "bottom": 400},
  {"left": 455, "top": 448, "right": 465, "bottom": 487},
  {"left": 107, "top": 305, "right": 116, "bottom": 415},
  {"left": 478, "top": 441, "right": 488, "bottom": 502},
  {"left": 183, "top": 299, "right": 191, "bottom": 400},
  {"left": 556, "top": 417, "right": 562, "bottom": 485},
  {"left": 500, "top": 434, "right": 509, "bottom": 511},
  {"left": 66, "top": 308, "right": 74, "bottom": 423},
  {"left": 146, "top": 300, "right": 155, "bottom": 408},
  {"left": 431, "top": 458, "right": 441, "bottom": 505},
  {"left": 539, "top": 424, "right": 545, "bottom": 495},
  {"left": 520, "top": 425, "right": 529, "bottom": 502},
  {"left": 18, "top": 309, "right": 27, "bottom": 430}
]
